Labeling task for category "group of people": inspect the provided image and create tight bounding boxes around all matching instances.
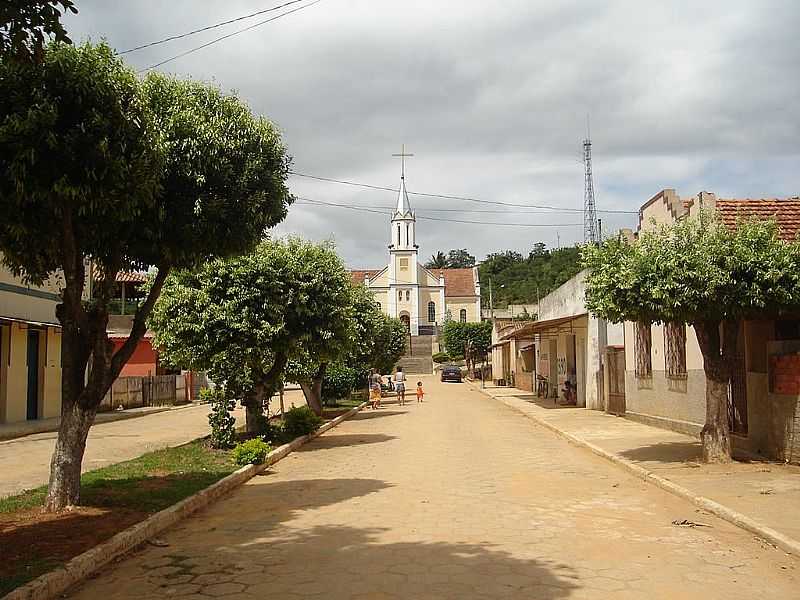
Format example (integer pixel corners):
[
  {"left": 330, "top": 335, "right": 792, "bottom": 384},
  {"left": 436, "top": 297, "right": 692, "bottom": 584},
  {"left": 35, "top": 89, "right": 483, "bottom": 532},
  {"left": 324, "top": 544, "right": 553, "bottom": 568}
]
[{"left": 368, "top": 366, "right": 424, "bottom": 409}]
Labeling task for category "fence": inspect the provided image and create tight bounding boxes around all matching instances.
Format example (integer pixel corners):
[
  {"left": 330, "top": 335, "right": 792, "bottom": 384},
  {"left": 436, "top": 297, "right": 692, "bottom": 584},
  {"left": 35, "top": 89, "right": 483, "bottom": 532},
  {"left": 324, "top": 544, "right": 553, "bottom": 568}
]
[{"left": 99, "top": 374, "right": 191, "bottom": 411}]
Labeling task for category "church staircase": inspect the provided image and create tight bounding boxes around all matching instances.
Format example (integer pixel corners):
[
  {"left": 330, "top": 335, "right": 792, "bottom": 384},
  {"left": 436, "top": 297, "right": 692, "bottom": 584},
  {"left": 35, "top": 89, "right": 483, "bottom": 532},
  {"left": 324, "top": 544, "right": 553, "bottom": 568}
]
[{"left": 397, "top": 335, "right": 434, "bottom": 374}]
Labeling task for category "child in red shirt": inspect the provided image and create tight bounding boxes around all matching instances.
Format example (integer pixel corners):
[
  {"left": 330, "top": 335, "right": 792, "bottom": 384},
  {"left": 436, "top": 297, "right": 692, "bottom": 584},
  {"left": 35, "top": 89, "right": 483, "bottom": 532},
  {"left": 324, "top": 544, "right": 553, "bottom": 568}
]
[{"left": 416, "top": 381, "right": 424, "bottom": 403}]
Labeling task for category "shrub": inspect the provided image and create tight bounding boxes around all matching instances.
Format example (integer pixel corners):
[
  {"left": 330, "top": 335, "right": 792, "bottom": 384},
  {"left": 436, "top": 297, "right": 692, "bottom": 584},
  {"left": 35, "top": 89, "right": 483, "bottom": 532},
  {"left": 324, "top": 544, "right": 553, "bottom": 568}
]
[
  {"left": 282, "top": 406, "right": 324, "bottom": 438},
  {"left": 432, "top": 351, "right": 450, "bottom": 364},
  {"left": 261, "top": 419, "right": 289, "bottom": 446},
  {"left": 232, "top": 438, "right": 271, "bottom": 466},
  {"left": 206, "top": 388, "right": 237, "bottom": 449},
  {"left": 322, "top": 363, "right": 359, "bottom": 405}
]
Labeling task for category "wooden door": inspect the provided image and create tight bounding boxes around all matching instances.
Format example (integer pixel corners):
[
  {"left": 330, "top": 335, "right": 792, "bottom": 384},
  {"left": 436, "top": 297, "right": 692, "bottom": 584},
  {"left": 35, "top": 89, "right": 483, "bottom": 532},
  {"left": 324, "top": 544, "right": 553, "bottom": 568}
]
[
  {"left": 605, "top": 346, "right": 626, "bottom": 416},
  {"left": 26, "top": 330, "right": 40, "bottom": 420}
]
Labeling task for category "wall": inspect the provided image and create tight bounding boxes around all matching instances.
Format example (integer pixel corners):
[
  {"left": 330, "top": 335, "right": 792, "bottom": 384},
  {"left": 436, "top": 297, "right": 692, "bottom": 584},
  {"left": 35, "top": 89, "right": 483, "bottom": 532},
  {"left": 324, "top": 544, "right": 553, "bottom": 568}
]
[
  {"left": 419, "top": 288, "right": 442, "bottom": 324},
  {"left": 112, "top": 338, "right": 157, "bottom": 377},
  {"left": 447, "top": 297, "right": 479, "bottom": 323}
]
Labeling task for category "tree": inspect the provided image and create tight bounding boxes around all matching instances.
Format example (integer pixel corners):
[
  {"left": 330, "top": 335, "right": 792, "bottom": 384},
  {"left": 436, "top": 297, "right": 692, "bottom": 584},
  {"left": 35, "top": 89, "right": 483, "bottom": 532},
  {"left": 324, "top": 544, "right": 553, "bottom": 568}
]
[
  {"left": 0, "top": 43, "right": 291, "bottom": 510},
  {"left": 441, "top": 320, "right": 492, "bottom": 370},
  {"left": 294, "top": 284, "right": 407, "bottom": 409},
  {"left": 583, "top": 215, "right": 800, "bottom": 462},
  {"left": 151, "top": 239, "right": 354, "bottom": 425},
  {"left": 1, "top": 0, "right": 76, "bottom": 63},
  {"left": 425, "top": 251, "right": 449, "bottom": 269},
  {"left": 447, "top": 248, "right": 476, "bottom": 268}
]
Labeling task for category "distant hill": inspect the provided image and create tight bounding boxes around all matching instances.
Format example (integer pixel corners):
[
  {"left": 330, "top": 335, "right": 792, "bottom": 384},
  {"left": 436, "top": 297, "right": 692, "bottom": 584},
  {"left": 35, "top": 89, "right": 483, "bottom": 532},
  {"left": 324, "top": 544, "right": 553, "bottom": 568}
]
[{"left": 478, "top": 243, "right": 582, "bottom": 309}]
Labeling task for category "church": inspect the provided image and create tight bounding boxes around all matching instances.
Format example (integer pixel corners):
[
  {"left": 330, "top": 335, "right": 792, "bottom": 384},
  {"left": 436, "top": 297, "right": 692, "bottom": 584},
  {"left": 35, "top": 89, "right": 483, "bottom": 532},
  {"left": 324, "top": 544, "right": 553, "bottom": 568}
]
[{"left": 351, "top": 170, "right": 482, "bottom": 336}]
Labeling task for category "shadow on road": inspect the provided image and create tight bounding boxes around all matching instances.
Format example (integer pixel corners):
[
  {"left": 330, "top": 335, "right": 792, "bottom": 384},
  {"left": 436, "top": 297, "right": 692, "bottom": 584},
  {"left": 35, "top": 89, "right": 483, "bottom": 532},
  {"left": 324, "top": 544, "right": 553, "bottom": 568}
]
[
  {"left": 350, "top": 410, "right": 406, "bottom": 420},
  {"left": 299, "top": 433, "right": 396, "bottom": 451}
]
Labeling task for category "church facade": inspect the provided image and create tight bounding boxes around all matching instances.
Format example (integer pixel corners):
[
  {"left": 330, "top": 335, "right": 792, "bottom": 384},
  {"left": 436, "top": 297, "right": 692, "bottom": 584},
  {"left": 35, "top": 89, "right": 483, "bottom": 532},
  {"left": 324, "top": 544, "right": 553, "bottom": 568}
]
[{"left": 351, "top": 174, "right": 482, "bottom": 336}]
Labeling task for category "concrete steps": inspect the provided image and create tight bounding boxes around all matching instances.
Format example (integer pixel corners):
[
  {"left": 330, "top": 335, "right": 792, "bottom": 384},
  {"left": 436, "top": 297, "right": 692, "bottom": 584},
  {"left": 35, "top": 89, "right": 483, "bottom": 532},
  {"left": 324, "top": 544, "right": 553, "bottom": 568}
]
[{"left": 398, "top": 335, "right": 434, "bottom": 374}]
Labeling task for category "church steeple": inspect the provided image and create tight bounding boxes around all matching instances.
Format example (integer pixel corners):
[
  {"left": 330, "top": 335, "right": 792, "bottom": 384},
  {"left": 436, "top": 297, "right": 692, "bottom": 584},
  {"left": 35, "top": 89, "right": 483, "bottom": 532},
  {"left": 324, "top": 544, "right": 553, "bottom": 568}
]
[{"left": 395, "top": 175, "right": 413, "bottom": 216}]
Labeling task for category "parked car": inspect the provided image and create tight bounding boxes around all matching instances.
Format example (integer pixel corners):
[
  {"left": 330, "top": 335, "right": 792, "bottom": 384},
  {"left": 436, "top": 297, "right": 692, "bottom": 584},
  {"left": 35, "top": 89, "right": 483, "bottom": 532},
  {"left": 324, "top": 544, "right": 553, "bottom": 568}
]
[{"left": 440, "top": 365, "right": 463, "bottom": 383}]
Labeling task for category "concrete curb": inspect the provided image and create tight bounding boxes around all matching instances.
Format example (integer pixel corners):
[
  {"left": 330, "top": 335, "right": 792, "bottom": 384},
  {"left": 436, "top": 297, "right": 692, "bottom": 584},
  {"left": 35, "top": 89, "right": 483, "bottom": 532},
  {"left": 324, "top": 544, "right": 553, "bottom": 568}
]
[
  {"left": 469, "top": 382, "right": 800, "bottom": 557},
  {"left": 3, "top": 402, "right": 368, "bottom": 600}
]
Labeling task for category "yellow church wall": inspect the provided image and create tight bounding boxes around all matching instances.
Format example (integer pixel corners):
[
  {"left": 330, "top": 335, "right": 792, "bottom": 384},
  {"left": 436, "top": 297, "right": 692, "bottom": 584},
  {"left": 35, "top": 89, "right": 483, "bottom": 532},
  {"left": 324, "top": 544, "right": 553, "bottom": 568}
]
[
  {"left": 418, "top": 266, "right": 441, "bottom": 286},
  {"left": 372, "top": 290, "right": 388, "bottom": 313},
  {"left": 368, "top": 270, "right": 389, "bottom": 286},
  {"left": 42, "top": 327, "right": 62, "bottom": 419},
  {"left": 419, "top": 289, "right": 443, "bottom": 324},
  {"left": 447, "top": 297, "right": 480, "bottom": 323},
  {"left": 4, "top": 323, "right": 30, "bottom": 423},
  {"left": 393, "top": 254, "right": 416, "bottom": 285}
]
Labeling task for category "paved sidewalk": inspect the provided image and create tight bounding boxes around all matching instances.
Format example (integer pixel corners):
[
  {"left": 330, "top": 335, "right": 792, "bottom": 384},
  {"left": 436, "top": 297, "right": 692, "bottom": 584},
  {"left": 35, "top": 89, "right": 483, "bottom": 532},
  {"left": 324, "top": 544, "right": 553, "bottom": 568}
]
[
  {"left": 473, "top": 381, "right": 800, "bottom": 549},
  {"left": 66, "top": 376, "right": 796, "bottom": 599}
]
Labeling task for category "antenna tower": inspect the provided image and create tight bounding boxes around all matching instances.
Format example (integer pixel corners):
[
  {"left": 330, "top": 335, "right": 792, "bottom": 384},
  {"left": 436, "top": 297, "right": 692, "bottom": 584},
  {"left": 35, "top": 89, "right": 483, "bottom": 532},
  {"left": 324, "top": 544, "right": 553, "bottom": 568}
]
[{"left": 583, "top": 131, "right": 599, "bottom": 244}]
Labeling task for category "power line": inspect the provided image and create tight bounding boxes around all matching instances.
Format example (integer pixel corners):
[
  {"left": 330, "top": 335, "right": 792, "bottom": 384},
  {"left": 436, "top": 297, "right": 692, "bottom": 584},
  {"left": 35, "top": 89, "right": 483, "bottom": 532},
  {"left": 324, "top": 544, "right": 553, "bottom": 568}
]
[
  {"left": 138, "top": 0, "right": 324, "bottom": 73},
  {"left": 120, "top": 0, "right": 308, "bottom": 55},
  {"left": 294, "top": 197, "right": 582, "bottom": 227},
  {"left": 290, "top": 171, "right": 637, "bottom": 215}
]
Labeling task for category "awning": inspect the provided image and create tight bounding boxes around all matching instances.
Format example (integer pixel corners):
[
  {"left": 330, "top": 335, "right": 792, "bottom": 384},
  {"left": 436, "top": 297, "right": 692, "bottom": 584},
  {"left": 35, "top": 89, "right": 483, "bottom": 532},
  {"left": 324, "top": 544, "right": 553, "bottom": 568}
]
[
  {"left": 0, "top": 315, "right": 61, "bottom": 328},
  {"left": 499, "top": 313, "right": 588, "bottom": 341}
]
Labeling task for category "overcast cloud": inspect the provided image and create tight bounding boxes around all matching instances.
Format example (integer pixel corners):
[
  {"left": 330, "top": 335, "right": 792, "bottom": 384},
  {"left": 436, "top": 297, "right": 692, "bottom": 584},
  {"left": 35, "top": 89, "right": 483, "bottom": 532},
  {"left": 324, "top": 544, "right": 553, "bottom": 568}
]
[{"left": 64, "top": 0, "right": 800, "bottom": 269}]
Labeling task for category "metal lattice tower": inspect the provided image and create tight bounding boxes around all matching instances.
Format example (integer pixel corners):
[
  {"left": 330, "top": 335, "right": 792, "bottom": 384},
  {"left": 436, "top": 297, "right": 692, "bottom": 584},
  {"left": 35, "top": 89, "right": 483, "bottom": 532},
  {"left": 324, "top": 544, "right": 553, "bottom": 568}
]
[{"left": 583, "top": 136, "right": 599, "bottom": 244}]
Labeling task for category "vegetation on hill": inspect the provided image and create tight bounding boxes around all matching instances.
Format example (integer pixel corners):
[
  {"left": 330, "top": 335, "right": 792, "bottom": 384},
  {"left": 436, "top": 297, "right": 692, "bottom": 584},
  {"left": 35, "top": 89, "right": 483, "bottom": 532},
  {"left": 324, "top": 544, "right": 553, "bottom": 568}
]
[
  {"left": 478, "top": 243, "right": 583, "bottom": 308},
  {"left": 425, "top": 248, "right": 476, "bottom": 269}
]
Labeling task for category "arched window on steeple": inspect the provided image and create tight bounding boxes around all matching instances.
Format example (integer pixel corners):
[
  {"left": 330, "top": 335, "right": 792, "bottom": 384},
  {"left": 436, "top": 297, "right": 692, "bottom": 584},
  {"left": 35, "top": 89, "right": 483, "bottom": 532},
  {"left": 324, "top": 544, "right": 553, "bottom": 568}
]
[
  {"left": 405, "top": 223, "right": 409, "bottom": 246},
  {"left": 428, "top": 301, "right": 436, "bottom": 323},
  {"left": 397, "top": 224, "right": 401, "bottom": 247}
]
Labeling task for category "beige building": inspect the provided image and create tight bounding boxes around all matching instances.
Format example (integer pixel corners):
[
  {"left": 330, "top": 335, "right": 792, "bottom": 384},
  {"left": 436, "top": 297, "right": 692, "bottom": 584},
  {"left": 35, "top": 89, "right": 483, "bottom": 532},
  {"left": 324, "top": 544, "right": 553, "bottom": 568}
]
[
  {"left": 351, "top": 172, "right": 481, "bottom": 335},
  {"left": 623, "top": 190, "right": 800, "bottom": 462},
  {"left": 0, "top": 260, "right": 63, "bottom": 424}
]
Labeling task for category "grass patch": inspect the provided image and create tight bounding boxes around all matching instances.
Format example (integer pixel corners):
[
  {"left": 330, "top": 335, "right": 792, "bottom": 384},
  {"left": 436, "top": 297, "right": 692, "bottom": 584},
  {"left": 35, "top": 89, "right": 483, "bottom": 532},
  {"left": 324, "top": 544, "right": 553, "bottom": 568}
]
[{"left": 0, "top": 441, "right": 235, "bottom": 595}]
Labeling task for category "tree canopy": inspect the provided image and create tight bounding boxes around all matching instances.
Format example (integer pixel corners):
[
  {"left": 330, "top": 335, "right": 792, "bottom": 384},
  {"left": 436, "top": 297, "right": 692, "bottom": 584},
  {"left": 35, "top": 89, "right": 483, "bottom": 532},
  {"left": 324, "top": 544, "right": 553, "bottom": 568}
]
[
  {"left": 1, "top": 0, "right": 76, "bottom": 63},
  {"left": 478, "top": 245, "right": 582, "bottom": 309},
  {"left": 151, "top": 238, "right": 354, "bottom": 424},
  {"left": 583, "top": 214, "right": 800, "bottom": 461},
  {"left": 0, "top": 41, "right": 291, "bottom": 509},
  {"left": 424, "top": 248, "right": 476, "bottom": 269}
]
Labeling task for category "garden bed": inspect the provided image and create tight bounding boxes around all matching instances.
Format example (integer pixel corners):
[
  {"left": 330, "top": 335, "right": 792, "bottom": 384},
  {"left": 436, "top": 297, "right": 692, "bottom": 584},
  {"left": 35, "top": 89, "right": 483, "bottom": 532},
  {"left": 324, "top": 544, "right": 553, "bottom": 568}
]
[{"left": 0, "top": 441, "right": 236, "bottom": 596}]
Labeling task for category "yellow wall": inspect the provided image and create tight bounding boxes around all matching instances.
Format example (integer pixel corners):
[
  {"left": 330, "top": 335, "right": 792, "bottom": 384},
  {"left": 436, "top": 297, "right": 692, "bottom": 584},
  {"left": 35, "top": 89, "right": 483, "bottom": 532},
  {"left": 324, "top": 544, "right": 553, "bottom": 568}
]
[
  {"left": 447, "top": 297, "right": 479, "bottom": 323},
  {"left": 419, "top": 288, "right": 442, "bottom": 323},
  {"left": 0, "top": 323, "right": 62, "bottom": 424}
]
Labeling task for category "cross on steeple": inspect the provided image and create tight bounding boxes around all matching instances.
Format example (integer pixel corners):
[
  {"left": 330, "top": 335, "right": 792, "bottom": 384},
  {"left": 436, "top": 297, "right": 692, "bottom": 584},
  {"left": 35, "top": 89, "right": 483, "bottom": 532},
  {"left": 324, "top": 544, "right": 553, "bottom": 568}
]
[{"left": 392, "top": 144, "right": 414, "bottom": 180}]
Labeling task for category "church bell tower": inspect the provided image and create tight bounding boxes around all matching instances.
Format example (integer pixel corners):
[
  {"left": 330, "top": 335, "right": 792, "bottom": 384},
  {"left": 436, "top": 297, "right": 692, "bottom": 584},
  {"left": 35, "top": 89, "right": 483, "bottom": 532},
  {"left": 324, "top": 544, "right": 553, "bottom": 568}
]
[{"left": 388, "top": 148, "right": 419, "bottom": 335}]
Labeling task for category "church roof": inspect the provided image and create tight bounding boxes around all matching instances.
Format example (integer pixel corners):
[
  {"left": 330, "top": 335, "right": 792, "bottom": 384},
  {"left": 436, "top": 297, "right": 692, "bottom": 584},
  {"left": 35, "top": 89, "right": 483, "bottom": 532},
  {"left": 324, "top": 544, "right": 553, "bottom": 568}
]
[
  {"left": 428, "top": 268, "right": 477, "bottom": 297},
  {"left": 395, "top": 177, "right": 413, "bottom": 216},
  {"left": 351, "top": 269, "right": 382, "bottom": 285}
]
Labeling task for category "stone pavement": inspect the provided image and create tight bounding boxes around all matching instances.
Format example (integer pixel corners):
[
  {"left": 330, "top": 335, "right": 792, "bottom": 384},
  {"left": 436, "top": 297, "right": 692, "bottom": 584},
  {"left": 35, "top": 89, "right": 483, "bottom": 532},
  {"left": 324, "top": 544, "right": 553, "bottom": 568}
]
[
  {"left": 474, "top": 382, "right": 800, "bottom": 547},
  {"left": 66, "top": 376, "right": 796, "bottom": 599},
  {"left": 0, "top": 389, "right": 306, "bottom": 498}
]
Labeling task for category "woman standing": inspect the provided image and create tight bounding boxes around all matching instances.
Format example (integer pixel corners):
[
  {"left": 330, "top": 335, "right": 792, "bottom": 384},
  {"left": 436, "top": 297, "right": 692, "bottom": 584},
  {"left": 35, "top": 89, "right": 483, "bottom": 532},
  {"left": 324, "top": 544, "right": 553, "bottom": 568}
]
[{"left": 393, "top": 366, "right": 407, "bottom": 406}]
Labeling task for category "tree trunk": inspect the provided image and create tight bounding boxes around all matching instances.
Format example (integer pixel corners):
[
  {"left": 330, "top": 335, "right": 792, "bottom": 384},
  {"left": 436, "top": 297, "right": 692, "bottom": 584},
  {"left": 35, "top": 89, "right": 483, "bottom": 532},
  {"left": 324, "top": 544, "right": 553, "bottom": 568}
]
[
  {"left": 243, "top": 383, "right": 266, "bottom": 434},
  {"left": 694, "top": 319, "right": 737, "bottom": 463},
  {"left": 45, "top": 400, "right": 97, "bottom": 511},
  {"left": 300, "top": 363, "right": 326, "bottom": 416}
]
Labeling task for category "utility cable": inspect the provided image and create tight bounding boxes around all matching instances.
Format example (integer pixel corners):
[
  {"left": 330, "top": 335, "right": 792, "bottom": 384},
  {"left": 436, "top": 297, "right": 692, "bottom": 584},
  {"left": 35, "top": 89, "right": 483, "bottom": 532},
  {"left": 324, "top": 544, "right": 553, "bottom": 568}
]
[
  {"left": 120, "top": 0, "right": 308, "bottom": 54},
  {"left": 290, "top": 171, "right": 638, "bottom": 215},
  {"left": 294, "top": 197, "right": 582, "bottom": 227},
  {"left": 139, "top": 0, "right": 323, "bottom": 72}
]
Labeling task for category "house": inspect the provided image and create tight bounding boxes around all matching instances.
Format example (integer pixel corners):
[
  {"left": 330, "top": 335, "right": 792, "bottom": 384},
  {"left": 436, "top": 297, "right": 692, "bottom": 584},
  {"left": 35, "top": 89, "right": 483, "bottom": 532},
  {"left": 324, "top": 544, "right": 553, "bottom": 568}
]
[
  {"left": 622, "top": 190, "right": 800, "bottom": 462},
  {"left": 492, "top": 270, "right": 623, "bottom": 407},
  {"left": 0, "top": 259, "right": 63, "bottom": 424},
  {"left": 351, "top": 170, "right": 481, "bottom": 335}
]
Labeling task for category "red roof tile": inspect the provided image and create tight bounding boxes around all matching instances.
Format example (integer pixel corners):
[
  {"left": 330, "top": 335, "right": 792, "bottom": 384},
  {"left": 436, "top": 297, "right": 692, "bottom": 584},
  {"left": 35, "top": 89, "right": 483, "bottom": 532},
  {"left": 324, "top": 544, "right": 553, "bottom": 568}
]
[
  {"left": 428, "top": 268, "right": 477, "bottom": 297},
  {"left": 716, "top": 198, "right": 800, "bottom": 242},
  {"left": 350, "top": 269, "right": 382, "bottom": 285}
]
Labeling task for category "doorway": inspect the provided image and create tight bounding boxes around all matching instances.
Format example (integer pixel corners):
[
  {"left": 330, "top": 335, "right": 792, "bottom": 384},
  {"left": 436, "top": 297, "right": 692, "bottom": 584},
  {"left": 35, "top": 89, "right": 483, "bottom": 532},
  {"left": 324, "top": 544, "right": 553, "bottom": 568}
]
[
  {"left": 26, "top": 329, "right": 40, "bottom": 420},
  {"left": 400, "top": 313, "right": 410, "bottom": 331}
]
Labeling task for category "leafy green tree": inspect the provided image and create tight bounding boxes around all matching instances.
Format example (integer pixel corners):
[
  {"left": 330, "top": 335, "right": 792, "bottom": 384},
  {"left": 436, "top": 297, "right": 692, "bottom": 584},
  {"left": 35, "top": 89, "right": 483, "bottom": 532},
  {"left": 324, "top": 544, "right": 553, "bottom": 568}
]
[
  {"left": 447, "top": 248, "right": 476, "bottom": 268},
  {"left": 583, "top": 215, "right": 800, "bottom": 462},
  {"left": 441, "top": 320, "right": 492, "bottom": 370},
  {"left": 0, "top": 42, "right": 291, "bottom": 510},
  {"left": 425, "top": 251, "right": 449, "bottom": 269},
  {"left": 151, "top": 239, "right": 354, "bottom": 425},
  {"left": 1, "top": 0, "right": 76, "bottom": 63},
  {"left": 370, "top": 313, "right": 408, "bottom": 375}
]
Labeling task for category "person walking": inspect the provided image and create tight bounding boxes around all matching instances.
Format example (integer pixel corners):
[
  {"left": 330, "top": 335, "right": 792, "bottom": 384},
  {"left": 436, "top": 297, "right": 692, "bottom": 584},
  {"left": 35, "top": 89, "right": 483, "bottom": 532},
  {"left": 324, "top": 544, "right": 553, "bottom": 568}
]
[
  {"left": 416, "top": 381, "right": 424, "bottom": 403},
  {"left": 369, "top": 369, "right": 383, "bottom": 409},
  {"left": 393, "top": 366, "right": 407, "bottom": 406}
]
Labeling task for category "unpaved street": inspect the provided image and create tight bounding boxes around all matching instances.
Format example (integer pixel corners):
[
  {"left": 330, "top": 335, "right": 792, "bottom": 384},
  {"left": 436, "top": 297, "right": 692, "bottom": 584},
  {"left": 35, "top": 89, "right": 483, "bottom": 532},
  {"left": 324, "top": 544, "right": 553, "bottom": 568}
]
[{"left": 67, "top": 376, "right": 796, "bottom": 599}]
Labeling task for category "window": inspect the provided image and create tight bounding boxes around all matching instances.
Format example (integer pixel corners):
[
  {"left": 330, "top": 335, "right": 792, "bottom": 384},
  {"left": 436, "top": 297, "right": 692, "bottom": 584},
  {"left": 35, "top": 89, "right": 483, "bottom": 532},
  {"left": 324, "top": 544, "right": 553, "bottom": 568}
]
[
  {"left": 405, "top": 290, "right": 410, "bottom": 301},
  {"left": 664, "top": 322, "right": 687, "bottom": 378},
  {"left": 399, "top": 258, "right": 409, "bottom": 271},
  {"left": 634, "top": 321, "right": 652, "bottom": 378},
  {"left": 405, "top": 223, "right": 409, "bottom": 246},
  {"left": 397, "top": 225, "right": 401, "bottom": 247},
  {"left": 460, "top": 309, "right": 467, "bottom": 323},
  {"left": 398, "top": 290, "right": 403, "bottom": 301},
  {"left": 428, "top": 301, "right": 436, "bottom": 323}
]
